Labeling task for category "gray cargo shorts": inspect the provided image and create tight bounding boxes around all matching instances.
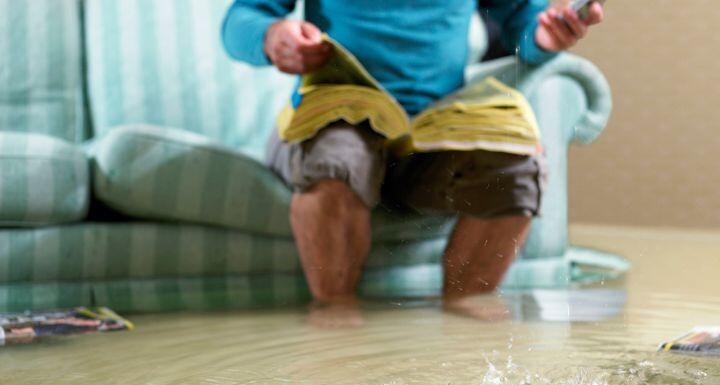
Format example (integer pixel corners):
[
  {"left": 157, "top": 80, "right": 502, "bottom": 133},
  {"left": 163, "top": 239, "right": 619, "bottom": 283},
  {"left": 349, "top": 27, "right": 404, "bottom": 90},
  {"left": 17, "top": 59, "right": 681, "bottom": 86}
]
[{"left": 265, "top": 120, "right": 547, "bottom": 218}]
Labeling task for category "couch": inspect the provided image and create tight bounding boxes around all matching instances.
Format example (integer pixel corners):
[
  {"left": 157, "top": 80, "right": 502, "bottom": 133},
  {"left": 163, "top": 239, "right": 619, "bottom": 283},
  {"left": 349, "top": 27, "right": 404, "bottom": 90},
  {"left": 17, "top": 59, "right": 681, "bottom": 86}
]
[{"left": 0, "top": 0, "right": 628, "bottom": 313}]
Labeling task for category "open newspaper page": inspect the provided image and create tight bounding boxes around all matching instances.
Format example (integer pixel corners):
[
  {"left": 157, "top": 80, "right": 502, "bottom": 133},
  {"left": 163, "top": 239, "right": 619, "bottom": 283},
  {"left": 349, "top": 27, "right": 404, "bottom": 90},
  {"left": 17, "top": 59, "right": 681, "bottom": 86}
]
[
  {"left": 278, "top": 37, "right": 541, "bottom": 156},
  {"left": 401, "top": 77, "right": 541, "bottom": 156},
  {"left": 277, "top": 35, "right": 408, "bottom": 142}
]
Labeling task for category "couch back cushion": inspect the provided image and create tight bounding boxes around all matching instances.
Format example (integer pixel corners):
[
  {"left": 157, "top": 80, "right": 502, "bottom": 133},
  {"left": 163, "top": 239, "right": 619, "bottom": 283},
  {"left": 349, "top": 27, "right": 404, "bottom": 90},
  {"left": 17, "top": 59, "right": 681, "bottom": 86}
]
[
  {"left": 0, "top": 131, "right": 89, "bottom": 226},
  {"left": 84, "top": 0, "right": 295, "bottom": 160},
  {"left": 0, "top": 0, "right": 85, "bottom": 142}
]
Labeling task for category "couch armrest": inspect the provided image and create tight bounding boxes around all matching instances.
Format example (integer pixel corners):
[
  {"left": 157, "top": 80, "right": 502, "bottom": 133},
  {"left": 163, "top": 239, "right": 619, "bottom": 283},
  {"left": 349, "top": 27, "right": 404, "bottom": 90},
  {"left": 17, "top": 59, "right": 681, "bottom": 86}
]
[
  {"left": 468, "top": 53, "right": 613, "bottom": 261},
  {"left": 465, "top": 53, "right": 612, "bottom": 145}
]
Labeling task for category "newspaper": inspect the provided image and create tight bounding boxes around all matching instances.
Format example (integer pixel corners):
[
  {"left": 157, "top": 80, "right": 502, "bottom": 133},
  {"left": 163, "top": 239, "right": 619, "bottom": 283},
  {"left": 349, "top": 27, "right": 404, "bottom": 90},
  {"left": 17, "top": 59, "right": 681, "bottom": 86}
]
[
  {"left": 0, "top": 307, "right": 133, "bottom": 346},
  {"left": 659, "top": 327, "right": 720, "bottom": 356},
  {"left": 278, "top": 35, "right": 541, "bottom": 157}
]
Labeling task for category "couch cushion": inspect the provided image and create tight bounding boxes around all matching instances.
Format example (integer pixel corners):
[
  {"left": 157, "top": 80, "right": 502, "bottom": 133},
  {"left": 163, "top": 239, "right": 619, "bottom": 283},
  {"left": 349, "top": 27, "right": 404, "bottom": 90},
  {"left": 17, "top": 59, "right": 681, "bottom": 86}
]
[
  {"left": 84, "top": 0, "right": 295, "bottom": 160},
  {"left": 0, "top": 0, "right": 85, "bottom": 142},
  {"left": 90, "top": 124, "right": 455, "bottom": 240},
  {"left": 0, "top": 223, "right": 447, "bottom": 284},
  {"left": 0, "top": 268, "right": 435, "bottom": 312},
  {"left": 0, "top": 223, "right": 629, "bottom": 312},
  {"left": 0, "top": 267, "right": 438, "bottom": 312},
  {"left": 0, "top": 132, "right": 89, "bottom": 226}
]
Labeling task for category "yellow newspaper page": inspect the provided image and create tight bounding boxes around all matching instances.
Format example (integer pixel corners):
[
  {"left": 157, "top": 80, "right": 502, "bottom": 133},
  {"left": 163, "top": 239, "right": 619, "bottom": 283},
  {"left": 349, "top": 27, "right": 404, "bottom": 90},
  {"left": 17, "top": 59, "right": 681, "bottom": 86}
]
[
  {"left": 406, "top": 77, "right": 541, "bottom": 156},
  {"left": 300, "top": 35, "right": 383, "bottom": 91},
  {"left": 277, "top": 35, "right": 408, "bottom": 142}
]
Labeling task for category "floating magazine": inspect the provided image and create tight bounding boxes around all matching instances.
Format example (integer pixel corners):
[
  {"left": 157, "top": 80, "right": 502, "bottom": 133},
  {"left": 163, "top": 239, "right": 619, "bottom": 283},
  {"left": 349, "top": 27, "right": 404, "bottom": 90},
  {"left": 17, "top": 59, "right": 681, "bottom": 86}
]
[
  {"left": 0, "top": 307, "right": 133, "bottom": 346},
  {"left": 659, "top": 327, "right": 720, "bottom": 356}
]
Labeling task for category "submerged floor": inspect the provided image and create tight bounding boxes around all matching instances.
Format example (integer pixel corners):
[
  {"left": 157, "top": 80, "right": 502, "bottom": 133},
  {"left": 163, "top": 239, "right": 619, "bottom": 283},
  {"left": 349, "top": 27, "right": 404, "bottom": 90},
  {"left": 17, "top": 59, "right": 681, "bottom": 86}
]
[{"left": 2, "top": 224, "right": 720, "bottom": 384}]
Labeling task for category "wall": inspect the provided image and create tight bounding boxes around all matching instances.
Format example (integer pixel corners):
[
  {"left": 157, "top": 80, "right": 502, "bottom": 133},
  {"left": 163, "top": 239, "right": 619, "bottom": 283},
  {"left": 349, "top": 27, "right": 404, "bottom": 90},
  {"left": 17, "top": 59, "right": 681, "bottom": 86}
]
[{"left": 568, "top": 0, "right": 720, "bottom": 227}]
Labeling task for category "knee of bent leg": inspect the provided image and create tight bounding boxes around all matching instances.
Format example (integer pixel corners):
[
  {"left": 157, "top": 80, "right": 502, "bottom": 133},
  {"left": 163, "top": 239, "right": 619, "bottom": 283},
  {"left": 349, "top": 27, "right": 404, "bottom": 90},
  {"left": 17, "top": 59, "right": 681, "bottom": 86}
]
[
  {"left": 291, "top": 179, "right": 366, "bottom": 223},
  {"left": 292, "top": 123, "right": 386, "bottom": 209},
  {"left": 313, "top": 179, "right": 363, "bottom": 208}
]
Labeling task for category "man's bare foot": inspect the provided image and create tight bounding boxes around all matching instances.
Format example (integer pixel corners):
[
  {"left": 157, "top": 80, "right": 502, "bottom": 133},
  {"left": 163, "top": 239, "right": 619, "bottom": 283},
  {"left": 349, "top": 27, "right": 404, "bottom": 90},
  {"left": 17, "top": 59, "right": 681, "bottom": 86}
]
[
  {"left": 443, "top": 294, "right": 511, "bottom": 321},
  {"left": 306, "top": 298, "right": 364, "bottom": 328}
]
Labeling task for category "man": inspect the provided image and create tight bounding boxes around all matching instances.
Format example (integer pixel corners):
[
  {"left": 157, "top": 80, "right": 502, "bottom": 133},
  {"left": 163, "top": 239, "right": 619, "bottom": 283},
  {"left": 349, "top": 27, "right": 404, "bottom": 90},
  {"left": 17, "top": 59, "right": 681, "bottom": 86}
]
[{"left": 223, "top": 0, "right": 604, "bottom": 321}]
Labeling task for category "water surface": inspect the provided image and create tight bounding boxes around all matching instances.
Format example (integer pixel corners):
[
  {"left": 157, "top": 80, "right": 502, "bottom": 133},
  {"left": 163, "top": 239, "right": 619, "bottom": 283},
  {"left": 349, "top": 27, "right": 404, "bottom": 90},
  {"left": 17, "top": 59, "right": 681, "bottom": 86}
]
[{"left": 1, "top": 225, "right": 719, "bottom": 384}]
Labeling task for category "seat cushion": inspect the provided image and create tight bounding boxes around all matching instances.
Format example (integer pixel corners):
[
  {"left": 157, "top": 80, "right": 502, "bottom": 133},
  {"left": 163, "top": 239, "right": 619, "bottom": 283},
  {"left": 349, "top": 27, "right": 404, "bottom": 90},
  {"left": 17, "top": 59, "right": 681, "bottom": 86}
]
[
  {"left": 0, "top": 132, "right": 89, "bottom": 226},
  {"left": 0, "top": 0, "right": 85, "bottom": 142},
  {"left": 90, "top": 125, "right": 455, "bottom": 240},
  {"left": 91, "top": 124, "right": 293, "bottom": 235},
  {"left": 83, "top": 0, "right": 295, "bottom": 160},
  {"left": 0, "top": 268, "right": 436, "bottom": 313},
  {"left": 0, "top": 223, "right": 447, "bottom": 285},
  {"left": 0, "top": 222, "right": 629, "bottom": 312}
]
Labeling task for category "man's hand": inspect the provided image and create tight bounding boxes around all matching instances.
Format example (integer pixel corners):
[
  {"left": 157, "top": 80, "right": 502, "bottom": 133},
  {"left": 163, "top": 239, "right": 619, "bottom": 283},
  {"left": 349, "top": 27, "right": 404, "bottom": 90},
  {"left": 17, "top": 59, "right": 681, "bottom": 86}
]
[
  {"left": 264, "top": 20, "right": 331, "bottom": 74},
  {"left": 535, "top": 1, "right": 604, "bottom": 52}
]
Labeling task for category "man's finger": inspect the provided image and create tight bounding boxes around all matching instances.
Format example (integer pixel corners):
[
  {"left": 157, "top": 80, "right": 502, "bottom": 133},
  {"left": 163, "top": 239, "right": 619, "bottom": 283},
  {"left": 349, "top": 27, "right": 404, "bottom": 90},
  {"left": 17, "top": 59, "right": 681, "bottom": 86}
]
[
  {"left": 539, "top": 11, "right": 555, "bottom": 27},
  {"left": 277, "top": 45, "right": 300, "bottom": 60},
  {"left": 275, "top": 62, "right": 297, "bottom": 74},
  {"left": 297, "top": 42, "right": 330, "bottom": 55},
  {"left": 584, "top": 2, "right": 604, "bottom": 25},
  {"left": 281, "top": 22, "right": 318, "bottom": 48},
  {"left": 562, "top": 9, "right": 587, "bottom": 38},
  {"left": 279, "top": 31, "right": 302, "bottom": 50},
  {"left": 303, "top": 53, "right": 330, "bottom": 63},
  {"left": 547, "top": 10, "right": 576, "bottom": 42},
  {"left": 277, "top": 53, "right": 328, "bottom": 74},
  {"left": 546, "top": 18, "right": 575, "bottom": 48},
  {"left": 541, "top": 10, "right": 574, "bottom": 48},
  {"left": 299, "top": 22, "right": 323, "bottom": 44},
  {"left": 277, "top": 58, "right": 305, "bottom": 74},
  {"left": 302, "top": 51, "right": 330, "bottom": 62}
]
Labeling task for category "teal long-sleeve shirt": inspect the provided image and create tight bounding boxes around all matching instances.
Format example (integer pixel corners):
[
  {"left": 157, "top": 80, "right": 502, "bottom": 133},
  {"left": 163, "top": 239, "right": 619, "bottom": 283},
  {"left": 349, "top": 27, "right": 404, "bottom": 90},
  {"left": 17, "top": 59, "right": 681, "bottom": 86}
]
[{"left": 222, "top": 0, "right": 556, "bottom": 115}]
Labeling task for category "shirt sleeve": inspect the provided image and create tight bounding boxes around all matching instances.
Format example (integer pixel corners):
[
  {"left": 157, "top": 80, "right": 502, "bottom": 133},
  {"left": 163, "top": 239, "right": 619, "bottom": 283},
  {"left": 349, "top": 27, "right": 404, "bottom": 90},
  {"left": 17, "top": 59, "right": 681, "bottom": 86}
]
[
  {"left": 221, "top": 0, "right": 297, "bottom": 66},
  {"left": 478, "top": 0, "right": 557, "bottom": 65}
]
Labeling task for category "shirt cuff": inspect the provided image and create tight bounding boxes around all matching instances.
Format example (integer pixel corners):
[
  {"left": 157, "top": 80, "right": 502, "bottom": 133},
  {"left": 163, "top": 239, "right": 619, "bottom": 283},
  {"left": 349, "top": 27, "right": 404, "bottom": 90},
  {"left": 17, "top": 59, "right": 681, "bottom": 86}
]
[
  {"left": 517, "top": 19, "right": 558, "bottom": 65},
  {"left": 222, "top": 9, "right": 276, "bottom": 66},
  {"left": 247, "top": 17, "right": 276, "bottom": 66}
]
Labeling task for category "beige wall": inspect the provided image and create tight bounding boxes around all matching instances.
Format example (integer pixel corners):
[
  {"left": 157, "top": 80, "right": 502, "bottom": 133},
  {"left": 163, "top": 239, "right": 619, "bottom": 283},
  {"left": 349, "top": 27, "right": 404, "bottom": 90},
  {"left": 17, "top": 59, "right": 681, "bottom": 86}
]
[{"left": 567, "top": 0, "right": 720, "bottom": 227}]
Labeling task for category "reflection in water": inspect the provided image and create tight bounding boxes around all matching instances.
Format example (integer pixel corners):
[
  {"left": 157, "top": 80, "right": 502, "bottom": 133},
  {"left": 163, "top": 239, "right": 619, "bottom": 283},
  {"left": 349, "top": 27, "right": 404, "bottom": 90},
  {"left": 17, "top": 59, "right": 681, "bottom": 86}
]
[
  {"left": 1, "top": 225, "right": 720, "bottom": 384},
  {"left": 506, "top": 288, "right": 628, "bottom": 322}
]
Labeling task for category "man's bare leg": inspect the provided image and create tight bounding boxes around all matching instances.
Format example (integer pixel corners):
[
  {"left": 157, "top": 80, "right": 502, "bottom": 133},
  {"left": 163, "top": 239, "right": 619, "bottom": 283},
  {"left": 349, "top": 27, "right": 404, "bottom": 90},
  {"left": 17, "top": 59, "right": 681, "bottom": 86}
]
[
  {"left": 442, "top": 215, "right": 531, "bottom": 319},
  {"left": 290, "top": 179, "right": 371, "bottom": 326}
]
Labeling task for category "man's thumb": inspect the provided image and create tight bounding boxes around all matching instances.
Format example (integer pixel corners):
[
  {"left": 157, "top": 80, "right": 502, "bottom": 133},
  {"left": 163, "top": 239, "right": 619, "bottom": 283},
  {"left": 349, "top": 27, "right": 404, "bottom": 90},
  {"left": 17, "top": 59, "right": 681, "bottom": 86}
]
[{"left": 299, "top": 22, "right": 322, "bottom": 43}]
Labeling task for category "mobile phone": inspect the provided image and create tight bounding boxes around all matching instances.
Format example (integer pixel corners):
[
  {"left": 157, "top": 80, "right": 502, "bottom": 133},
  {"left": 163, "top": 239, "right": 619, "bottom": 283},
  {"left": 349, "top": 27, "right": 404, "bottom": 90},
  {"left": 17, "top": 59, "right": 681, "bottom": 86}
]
[{"left": 571, "top": 0, "right": 606, "bottom": 20}]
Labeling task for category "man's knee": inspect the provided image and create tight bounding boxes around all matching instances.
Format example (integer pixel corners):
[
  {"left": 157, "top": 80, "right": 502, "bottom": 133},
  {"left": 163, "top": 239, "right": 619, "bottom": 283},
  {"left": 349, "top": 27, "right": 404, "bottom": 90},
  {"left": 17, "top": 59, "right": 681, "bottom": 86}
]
[
  {"left": 291, "top": 179, "right": 366, "bottom": 218},
  {"left": 290, "top": 121, "right": 386, "bottom": 209}
]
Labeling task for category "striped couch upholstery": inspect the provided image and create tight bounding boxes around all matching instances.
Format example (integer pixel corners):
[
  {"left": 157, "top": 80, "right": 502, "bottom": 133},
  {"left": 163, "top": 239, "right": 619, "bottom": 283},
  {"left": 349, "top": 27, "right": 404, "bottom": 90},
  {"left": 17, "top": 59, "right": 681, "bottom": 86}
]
[
  {"left": 0, "top": 221, "right": 626, "bottom": 312},
  {"left": 0, "top": 0, "right": 89, "bottom": 226},
  {"left": 0, "top": 132, "right": 88, "bottom": 226},
  {"left": 84, "top": 0, "right": 295, "bottom": 160},
  {"left": 0, "top": 0, "right": 627, "bottom": 312},
  {"left": 0, "top": 0, "right": 85, "bottom": 142},
  {"left": 89, "top": 124, "right": 456, "bottom": 238}
]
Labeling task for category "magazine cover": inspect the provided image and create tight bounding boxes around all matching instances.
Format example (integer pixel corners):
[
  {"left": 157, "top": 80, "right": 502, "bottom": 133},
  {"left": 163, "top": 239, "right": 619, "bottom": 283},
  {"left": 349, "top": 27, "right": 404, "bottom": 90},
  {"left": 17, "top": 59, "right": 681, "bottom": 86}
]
[
  {"left": 0, "top": 307, "right": 133, "bottom": 346},
  {"left": 659, "top": 327, "right": 720, "bottom": 355}
]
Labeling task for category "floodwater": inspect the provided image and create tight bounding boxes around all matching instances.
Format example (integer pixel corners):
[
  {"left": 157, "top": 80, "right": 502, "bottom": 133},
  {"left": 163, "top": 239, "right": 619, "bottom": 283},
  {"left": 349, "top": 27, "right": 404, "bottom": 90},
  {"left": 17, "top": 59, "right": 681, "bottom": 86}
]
[{"left": 1, "top": 225, "right": 719, "bottom": 384}]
